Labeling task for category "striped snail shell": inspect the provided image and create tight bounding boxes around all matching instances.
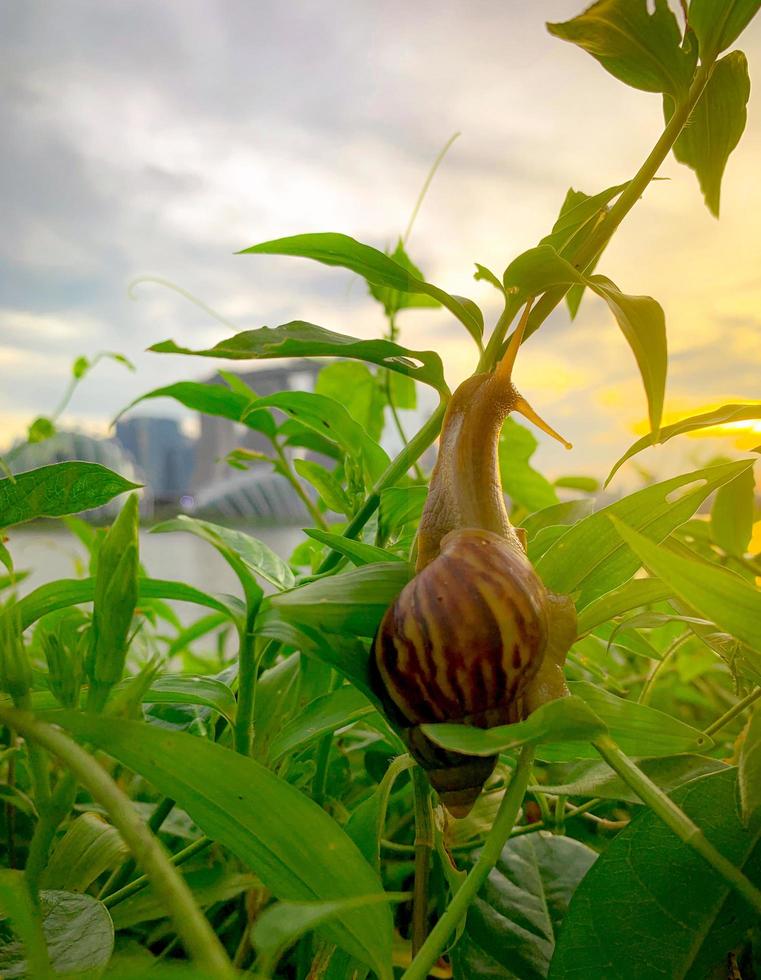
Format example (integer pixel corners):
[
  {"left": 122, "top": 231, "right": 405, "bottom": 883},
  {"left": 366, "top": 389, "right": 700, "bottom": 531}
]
[{"left": 371, "top": 300, "right": 576, "bottom": 817}]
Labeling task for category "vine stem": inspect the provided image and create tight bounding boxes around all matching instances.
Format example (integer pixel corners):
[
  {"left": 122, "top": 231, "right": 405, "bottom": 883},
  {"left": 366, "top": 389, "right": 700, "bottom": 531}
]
[
  {"left": 103, "top": 836, "right": 213, "bottom": 909},
  {"left": 273, "top": 441, "right": 328, "bottom": 530},
  {"left": 411, "top": 766, "right": 434, "bottom": 955},
  {"left": 703, "top": 687, "right": 761, "bottom": 738},
  {"left": 401, "top": 745, "right": 536, "bottom": 980},
  {"left": 234, "top": 618, "right": 258, "bottom": 756},
  {"left": 99, "top": 796, "right": 176, "bottom": 898},
  {"left": 0, "top": 706, "right": 235, "bottom": 979},
  {"left": 593, "top": 735, "right": 761, "bottom": 916}
]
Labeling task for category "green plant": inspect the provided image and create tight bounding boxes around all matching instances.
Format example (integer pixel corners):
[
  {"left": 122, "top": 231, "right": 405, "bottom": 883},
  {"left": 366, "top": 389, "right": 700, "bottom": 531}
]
[{"left": 2, "top": 3, "right": 761, "bottom": 978}]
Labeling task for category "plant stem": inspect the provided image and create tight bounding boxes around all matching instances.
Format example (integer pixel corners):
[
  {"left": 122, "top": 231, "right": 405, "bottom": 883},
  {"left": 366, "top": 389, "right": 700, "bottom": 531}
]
[
  {"left": 594, "top": 734, "right": 761, "bottom": 916},
  {"left": 99, "top": 796, "right": 176, "bottom": 898},
  {"left": 235, "top": 619, "right": 258, "bottom": 756},
  {"left": 638, "top": 634, "right": 689, "bottom": 706},
  {"left": 273, "top": 441, "right": 328, "bottom": 530},
  {"left": 0, "top": 706, "right": 235, "bottom": 978},
  {"left": 401, "top": 745, "right": 536, "bottom": 980},
  {"left": 411, "top": 766, "right": 434, "bottom": 956},
  {"left": 25, "top": 772, "right": 77, "bottom": 899},
  {"left": 103, "top": 836, "right": 213, "bottom": 908},
  {"left": 703, "top": 687, "right": 761, "bottom": 739},
  {"left": 385, "top": 371, "right": 425, "bottom": 482}
]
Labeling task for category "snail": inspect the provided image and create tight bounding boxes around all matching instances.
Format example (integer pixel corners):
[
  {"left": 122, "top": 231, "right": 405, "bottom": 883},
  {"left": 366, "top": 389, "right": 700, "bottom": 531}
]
[{"left": 371, "top": 303, "right": 577, "bottom": 816}]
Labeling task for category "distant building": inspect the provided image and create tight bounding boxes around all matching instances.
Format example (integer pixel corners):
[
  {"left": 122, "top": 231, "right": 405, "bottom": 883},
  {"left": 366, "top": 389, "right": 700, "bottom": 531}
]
[{"left": 115, "top": 416, "right": 195, "bottom": 505}]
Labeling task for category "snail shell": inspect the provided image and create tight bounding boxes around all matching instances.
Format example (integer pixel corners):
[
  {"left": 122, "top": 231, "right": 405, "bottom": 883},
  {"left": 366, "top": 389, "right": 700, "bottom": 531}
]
[{"left": 371, "top": 527, "right": 551, "bottom": 817}]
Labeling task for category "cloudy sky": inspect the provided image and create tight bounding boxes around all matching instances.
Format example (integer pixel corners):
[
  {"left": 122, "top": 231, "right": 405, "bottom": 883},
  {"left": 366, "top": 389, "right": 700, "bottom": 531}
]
[{"left": 2, "top": 1, "right": 760, "bottom": 485}]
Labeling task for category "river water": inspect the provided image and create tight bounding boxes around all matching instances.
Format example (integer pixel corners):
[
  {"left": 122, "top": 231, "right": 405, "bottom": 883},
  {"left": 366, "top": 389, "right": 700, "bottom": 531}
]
[{"left": 5, "top": 523, "right": 305, "bottom": 602}]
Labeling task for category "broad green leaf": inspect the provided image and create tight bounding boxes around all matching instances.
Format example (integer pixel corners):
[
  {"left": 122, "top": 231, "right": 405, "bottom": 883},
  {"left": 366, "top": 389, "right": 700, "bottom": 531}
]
[
  {"left": 474, "top": 262, "right": 506, "bottom": 294},
  {"left": 422, "top": 696, "right": 607, "bottom": 757},
  {"left": 115, "top": 381, "right": 276, "bottom": 438},
  {"left": 368, "top": 238, "right": 441, "bottom": 316},
  {"left": 153, "top": 515, "right": 294, "bottom": 591},
  {"left": 13, "top": 576, "right": 239, "bottom": 632},
  {"left": 739, "top": 704, "right": 761, "bottom": 827},
  {"left": 553, "top": 476, "right": 599, "bottom": 492},
  {"left": 316, "top": 361, "right": 385, "bottom": 442},
  {"left": 499, "top": 419, "right": 559, "bottom": 512},
  {"left": 425, "top": 684, "right": 709, "bottom": 761},
  {"left": 610, "top": 517, "right": 761, "bottom": 653},
  {"left": 0, "top": 889, "right": 114, "bottom": 980},
  {"left": 502, "top": 245, "right": 585, "bottom": 298},
  {"left": 541, "top": 182, "right": 628, "bottom": 257},
  {"left": 142, "top": 674, "right": 237, "bottom": 726},
  {"left": 257, "top": 562, "right": 411, "bottom": 638},
  {"left": 51, "top": 711, "right": 393, "bottom": 977},
  {"left": 689, "top": 0, "right": 761, "bottom": 64},
  {"left": 0, "top": 463, "right": 139, "bottom": 529},
  {"left": 387, "top": 369, "right": 417, "bottom": 410},
  {"left": 711, "top": 466, "right": 755, "bottom": 555},
  {"left": 43, "top": 814, "right": 127, "bottom": 893},
  {"left": 244, "top": 391, "right": 390, "bottom": 483},
  {"left": 252, "top": 893, "right": 407, "bottom": 977},
  {"left": 536, "top": 459, "right": 754, "bottom": 608},
  {"left": 668, "top": 51, "right": 751, "bottom": 215},
  {"left": 521, "top": 500, "right": 595, "bottom": 539},
  {"left": 547, "top": 0, "right": 694, "bottom": 98},
  {"left": 549, "top": 770, "right": 761, "bottom": 980},
  {"left": 452, "top": 835, "right": 597, "bottom": 980},
  {"left": 588, "top": 274, "right": 667, "bottom": 433},
  {"left": 542, "top": 754, "right": 729, "bottom": 802},
  {"left": 150, "top": 321, "right": 448, "bottom": 393},
  {"left": 0, "top": 871, "right": 51, "bottom": 979},
  {"left": 237, "top": 233, "right": 483, "bottom": 346},
  {"left": 294, "top": 459, "right": 352, "bottom": 515},
  {"left": 269, "top": 686, "right": 377, "bottom": 762},
  {"left": 378, "top": 485, "right": 428, "bottom": 540},
  {"left": 303, "top": 529, "right": 404, "bottom": 566},
  {"left": 253, "top": 653, "right": 302, "bottom": 761},
  {"left": 576, "top": 577, "right": 674, "bottom": 636},
  {"left": 606, "top": 401, "right": 761, "bottom": 484}
]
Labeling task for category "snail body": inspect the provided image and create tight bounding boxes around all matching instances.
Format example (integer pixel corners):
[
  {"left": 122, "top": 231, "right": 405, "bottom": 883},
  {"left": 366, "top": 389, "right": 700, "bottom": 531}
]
[{"left": 371, "top": 309, "right": 577, "bottom": 816}]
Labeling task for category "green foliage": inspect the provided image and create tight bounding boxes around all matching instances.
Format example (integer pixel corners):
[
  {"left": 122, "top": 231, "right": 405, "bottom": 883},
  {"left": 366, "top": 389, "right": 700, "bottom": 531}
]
[{"left": 2, "top": 5, "right": 760, "bottom": 978}]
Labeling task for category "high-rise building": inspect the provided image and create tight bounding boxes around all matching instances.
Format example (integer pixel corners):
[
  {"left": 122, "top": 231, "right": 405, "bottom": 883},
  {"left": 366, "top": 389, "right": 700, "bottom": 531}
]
[{"left": 115, "top": 416, "right": 195, "bottom": 505}]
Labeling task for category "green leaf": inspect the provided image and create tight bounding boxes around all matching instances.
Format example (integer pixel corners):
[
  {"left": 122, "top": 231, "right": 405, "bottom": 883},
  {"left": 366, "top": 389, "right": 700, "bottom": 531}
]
[
  {"left": 536, "top": 459, "right": 754, "bottom": 608},
  {"left": 150, "top": 320, "right": 448, "bottom": 394},
  {"left": 711, "top": 466, "right": 755, "bottom": 555},
  {"left": 141, "top": 674, "right": 237, "bottom": 726},
  {"left": 739, "top": 704, "right": 761, "bottom": 827},
  {"left": 610, "top": 516, "right": 761, "bottom": 653},
  {"left": 27, "top": 416, "right": 56, "bottom": 444},
  {"left": 12, "top": 576, "right": 239, "bottom": 633},
  {"left": 607, "top": 401, "right": 761, "bottom": 483},
  {"left": 668, "top": 50, "right": 751, "bottom": 216},
  {"left": 0, "top": 463, "right": 140, "bottom": 529},
  {"left": 244, "top": 391, "right": 390, "bottom": 484},
  {"left": 238, "top": 233, "right": 483, "bottom": 346},
  {"left": 43, "top": 814, "right": 127, "bottom": 893},
  {"left": 499, "top": 419, "right": 559, "bottom": 512},
  {"left": 115, "top": 381, "right": 276, "bottom": 438},
  {"left": 0, "top": 889, "right": 114, "bottom": 980},
  {"left": 452, "top": 835, "right": 597, "bottom": 980},
  {"left": 689, "top": 0, "right": 761, "bottom": 64},
  {"left": 368, "top": 238, "right": 441, "bottom": 316},
  {"left": 549, "top": 770, "right": 761, "bottom": 980},
  {"left": 51, "top": 711, "right": 393, "bottom": 977},
  {"left": 547, "top": 0, "right": 694, "bottom": 98},
  {"left": 269, "top": 686, "right": 377, "bottom": 762},
  {"left": 541, "top": 754, "right": 729, "bottom": 802},
  {"left": 474, "top": 262, "right": 506, "bottom": 295},
  {"left": 252, "top": 893, "right": 406, "bottom": 977},
  {"left": 521, "top": 500, "right": 595, "bottom": 539},
  {"left": 387, "top": 370, "right": 417, "bottom": 410},
  {"left": 303, "top": 529, "right": 403, "bottom": 566},
  {"left": 152, "top": 515, "right": 294, "bottom": 592},
  {"left": 0, "top": 871, "right": 51, "bottom": 979},
  {"left": 294, "top": 460, "right": 352, "bottom": 515},
  {"left": 552, "top": 475, "right": 599, "bottom": 492},
  {"left": 502, "top": 245, "right": 585, "bottom": 298},
  {"left": 588, "top": 274, "right": 667, "bottom": 434},
  {"left": 378, "top": 485, "right": 428, "bottom": 540},
  {"left": 541, "top": 182, "right": 628, "bottom": 257},
  {"left": 257, "top": 562, "right": 411, "bottom": 638},
  {"left": 316, "top": 361, "right": 386, "bottom": 442},
  {"left": 576, "top": 578, "right": 674, "bottom": 635},
  {"left": 422, "top": 696, "right": 607, "bottom": 757}
]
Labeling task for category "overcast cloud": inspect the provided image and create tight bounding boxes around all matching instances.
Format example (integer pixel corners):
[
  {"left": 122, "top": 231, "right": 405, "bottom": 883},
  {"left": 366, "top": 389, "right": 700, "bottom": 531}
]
[{"left": 2, "top": 1, "right": 760, "bottom": 482}]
